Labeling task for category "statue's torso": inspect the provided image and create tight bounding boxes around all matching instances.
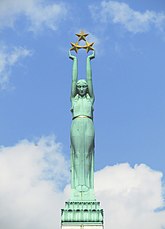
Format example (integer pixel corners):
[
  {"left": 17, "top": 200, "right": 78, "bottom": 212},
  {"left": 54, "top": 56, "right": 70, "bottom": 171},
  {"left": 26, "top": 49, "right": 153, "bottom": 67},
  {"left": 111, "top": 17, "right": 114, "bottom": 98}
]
[{"left": 71, "top": 95, "right": 93, "bottom": 118}]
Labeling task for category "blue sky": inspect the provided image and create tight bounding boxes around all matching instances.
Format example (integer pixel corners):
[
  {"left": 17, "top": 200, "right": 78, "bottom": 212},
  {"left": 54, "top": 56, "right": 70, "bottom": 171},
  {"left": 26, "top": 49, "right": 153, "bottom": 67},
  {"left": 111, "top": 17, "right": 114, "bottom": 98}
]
[
  {"left": 1, "top": 0, "right": 165, "bottom": 174},
  {"left": 0, "top": 1, "right": 165, "bottom": 229}
]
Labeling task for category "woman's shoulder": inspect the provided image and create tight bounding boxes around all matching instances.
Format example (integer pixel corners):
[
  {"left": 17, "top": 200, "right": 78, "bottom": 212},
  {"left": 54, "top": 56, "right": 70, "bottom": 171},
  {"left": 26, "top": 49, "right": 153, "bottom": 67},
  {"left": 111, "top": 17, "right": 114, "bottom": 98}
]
[
  {"left": 72, "top": 94, "right": 79, "bottom": 101},
  {"left": 71, "top": 94, "right": 94, "bottom": 103}
]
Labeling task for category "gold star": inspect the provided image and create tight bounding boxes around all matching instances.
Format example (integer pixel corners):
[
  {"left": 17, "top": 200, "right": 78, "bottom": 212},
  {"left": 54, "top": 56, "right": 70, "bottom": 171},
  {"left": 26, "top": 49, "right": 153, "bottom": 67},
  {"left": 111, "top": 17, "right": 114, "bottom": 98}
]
[
  {"left": 70, "top": 42, "right": 82, "bottom": 53},
  {"left": 83, "top": 41, "right": 94, "bottom": 53},
  {"left": 75, "top": 30, "right": 89, "bottom": 41}
]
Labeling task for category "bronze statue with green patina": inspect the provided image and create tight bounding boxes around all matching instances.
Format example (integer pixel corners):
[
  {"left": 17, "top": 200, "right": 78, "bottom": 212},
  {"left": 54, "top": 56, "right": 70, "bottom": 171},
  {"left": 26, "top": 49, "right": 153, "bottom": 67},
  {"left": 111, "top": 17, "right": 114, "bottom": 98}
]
[
  {"left": 69, "top": 32, "right": 95, "bottom": 200},
  {"left": 61, "top": 32, "right": 103, "bottom": 226}
]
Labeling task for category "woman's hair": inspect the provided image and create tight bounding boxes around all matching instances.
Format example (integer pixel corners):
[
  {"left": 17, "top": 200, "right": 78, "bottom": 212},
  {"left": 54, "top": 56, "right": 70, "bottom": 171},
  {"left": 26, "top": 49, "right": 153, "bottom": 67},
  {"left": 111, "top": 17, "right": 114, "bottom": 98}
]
[{"left": 76, "top": 79, "right": 88, "bottom": 86}]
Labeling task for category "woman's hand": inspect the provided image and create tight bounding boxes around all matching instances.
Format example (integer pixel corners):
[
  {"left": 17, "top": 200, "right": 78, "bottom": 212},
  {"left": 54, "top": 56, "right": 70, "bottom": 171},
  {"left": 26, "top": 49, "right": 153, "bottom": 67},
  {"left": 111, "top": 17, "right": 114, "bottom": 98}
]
[
  {"left": 87, "top": 51, "right": 95, "bottom": 60},
  {"left": 69, "top": 50, "right": 77, "bottom": 60}
]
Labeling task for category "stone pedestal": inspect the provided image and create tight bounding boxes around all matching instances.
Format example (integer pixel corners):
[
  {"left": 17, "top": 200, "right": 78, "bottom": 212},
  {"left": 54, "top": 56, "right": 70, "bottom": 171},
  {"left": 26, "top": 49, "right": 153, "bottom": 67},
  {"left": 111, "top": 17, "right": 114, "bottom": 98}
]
[
  {"left": 61, "top": 201, "right": 103, "bottom": 228},
  {"left": 62, "top": 225, "right": 103, "bottom": 229}
]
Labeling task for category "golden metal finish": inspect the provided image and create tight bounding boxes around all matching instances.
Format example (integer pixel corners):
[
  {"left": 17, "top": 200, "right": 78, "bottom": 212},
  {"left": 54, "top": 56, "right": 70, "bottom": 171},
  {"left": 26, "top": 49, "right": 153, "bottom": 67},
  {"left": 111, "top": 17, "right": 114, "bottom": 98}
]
[
  {"left": 75, "top": 30, "right": 89, "bottom": 41},
  {"left": 70, "top": 31, "right": 95, "bottom": 53},
  {"left": 72, "top": 115, "right": 92, "bottom": 120},
  {"left": 70, "top": 42, "right": 82, "bottom": 53},
  {"left": 83, "top": 41, "right": 94, "bottom": 53}
]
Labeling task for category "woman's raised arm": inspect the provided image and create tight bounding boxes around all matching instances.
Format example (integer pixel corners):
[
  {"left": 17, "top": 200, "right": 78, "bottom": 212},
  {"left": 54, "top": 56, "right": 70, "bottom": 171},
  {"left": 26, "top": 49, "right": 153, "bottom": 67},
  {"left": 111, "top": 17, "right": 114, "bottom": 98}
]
[
  {"left": 86, "top": 51, "right": 95, "bottom": 100},
  {"left": 69, "top": 51, "right": 78, "bottom": 99}
]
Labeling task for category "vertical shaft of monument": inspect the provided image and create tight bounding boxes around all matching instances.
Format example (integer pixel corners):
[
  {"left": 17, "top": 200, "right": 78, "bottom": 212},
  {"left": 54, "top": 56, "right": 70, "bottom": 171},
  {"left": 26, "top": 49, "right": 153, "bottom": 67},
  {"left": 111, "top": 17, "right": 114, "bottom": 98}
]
[{"left": 61, "top": 32, "right": 104, "bottom": 229}]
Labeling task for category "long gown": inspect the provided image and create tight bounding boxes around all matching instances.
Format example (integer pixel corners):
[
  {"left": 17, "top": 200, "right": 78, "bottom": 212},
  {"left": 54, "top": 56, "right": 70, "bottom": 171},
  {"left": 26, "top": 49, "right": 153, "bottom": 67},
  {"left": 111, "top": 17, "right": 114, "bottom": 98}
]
[{"left": 70, "top": 93, "right": 94, "bottom": 193}]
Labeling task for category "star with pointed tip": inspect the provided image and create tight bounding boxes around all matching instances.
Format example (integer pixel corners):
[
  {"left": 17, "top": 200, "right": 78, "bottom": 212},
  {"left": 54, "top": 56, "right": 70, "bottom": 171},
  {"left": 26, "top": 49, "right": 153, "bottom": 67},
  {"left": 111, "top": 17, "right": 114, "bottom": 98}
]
[
  {"left": 75, "top": 31, "right": 89, "bottom": 41},
  {"left": 70, "top": 42, "right": 82, "bottom": 53},
  {"left": 83, "top": 41, "right": 95, "bottom": 53}
]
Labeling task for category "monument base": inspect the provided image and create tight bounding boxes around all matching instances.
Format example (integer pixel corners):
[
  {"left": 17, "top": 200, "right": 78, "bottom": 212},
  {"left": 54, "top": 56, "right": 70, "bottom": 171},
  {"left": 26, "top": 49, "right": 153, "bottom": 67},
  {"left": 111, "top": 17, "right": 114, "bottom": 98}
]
[
  {"left": 62, "top": 225, "right": 103, "bottom": 229},
  {"left": 61, "top": 201, "right": 103, "bottom": 229}
]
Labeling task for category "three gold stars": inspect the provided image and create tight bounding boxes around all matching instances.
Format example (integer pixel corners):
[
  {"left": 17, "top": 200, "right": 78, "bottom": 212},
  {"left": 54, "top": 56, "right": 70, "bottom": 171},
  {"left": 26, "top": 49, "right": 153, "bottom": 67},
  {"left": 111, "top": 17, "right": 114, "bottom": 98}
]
[
  {"left": 70, "top": 42, "right": 81, "bottom": 53},
  {"left": 83, "top": 41, "right": 94, "bottom": 53},
  {"left": 70, "top": 30, "right": 94, "bottom": 53},
  {"left": 76, "top": 31, "right": 88, "bottom": 41}
]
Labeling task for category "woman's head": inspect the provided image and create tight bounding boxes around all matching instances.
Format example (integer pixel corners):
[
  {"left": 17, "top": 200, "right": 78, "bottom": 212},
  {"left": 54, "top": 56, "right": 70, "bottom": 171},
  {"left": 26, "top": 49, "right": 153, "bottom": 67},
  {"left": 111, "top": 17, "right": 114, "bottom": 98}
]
[{"left": 76, "top": 79, "right": 88, "bottom": 96}]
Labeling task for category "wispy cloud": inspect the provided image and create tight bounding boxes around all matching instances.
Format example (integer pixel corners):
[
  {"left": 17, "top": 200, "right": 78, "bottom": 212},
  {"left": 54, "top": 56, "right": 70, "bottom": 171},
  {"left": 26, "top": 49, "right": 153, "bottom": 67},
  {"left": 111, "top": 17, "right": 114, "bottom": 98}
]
[
  {"left": 89, "top": 1, "right": 165, "bottom": 33},
  {"left": 0, "top": 137, "right": 165, "bottom": 229},
  {"left": 0, "top": 0, "right": 68, "bottom": 32},
  {"left": 0, "top": 46, "right": 32, "bottom": 90}
]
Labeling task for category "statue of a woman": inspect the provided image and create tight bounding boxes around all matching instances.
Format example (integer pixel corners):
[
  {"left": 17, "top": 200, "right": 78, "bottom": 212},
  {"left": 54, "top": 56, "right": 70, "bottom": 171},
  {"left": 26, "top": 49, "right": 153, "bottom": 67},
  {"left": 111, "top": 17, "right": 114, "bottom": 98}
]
[{"left": 69, "top": 50, "right": 95, "bottom": 199}]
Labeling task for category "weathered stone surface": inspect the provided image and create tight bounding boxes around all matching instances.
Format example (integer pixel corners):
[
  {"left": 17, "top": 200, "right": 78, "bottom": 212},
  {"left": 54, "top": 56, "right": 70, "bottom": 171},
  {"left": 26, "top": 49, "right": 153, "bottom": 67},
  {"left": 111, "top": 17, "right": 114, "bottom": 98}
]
[
  {"left": 61, "top": 201, "right": 103, "bottom": 224},
  {"left": 62, "top": 225, "right": 103, "bottom": 229}
]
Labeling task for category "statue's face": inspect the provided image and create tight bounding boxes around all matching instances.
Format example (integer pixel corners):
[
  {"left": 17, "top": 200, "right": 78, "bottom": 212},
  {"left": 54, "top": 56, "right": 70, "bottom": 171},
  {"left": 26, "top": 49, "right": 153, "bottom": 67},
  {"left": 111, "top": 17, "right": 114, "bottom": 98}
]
[{"left": 76, "top": 81, "right": 88, "bottom": 96}]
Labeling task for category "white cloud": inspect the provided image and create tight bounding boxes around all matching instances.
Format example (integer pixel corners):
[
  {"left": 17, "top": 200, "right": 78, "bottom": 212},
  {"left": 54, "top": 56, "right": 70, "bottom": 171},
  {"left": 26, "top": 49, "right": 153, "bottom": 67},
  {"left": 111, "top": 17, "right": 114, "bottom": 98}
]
[
  {"left": 0, "top": 136, "right": 69, "bottom": 229},
  {"left": 95, "top": 163, "right": 165, "bottom": 229},
  {"left": 0, "top": 0, "right": 68, "bottom": 32},
  {"left": 0, "top": 46, "right": 32, "bottom": 90},
  {"left": 0, "top": 137, "right": 165, "bottom": 229},
  {"left": 89, "top": 1, "right": 165, "bottom": 33}
]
